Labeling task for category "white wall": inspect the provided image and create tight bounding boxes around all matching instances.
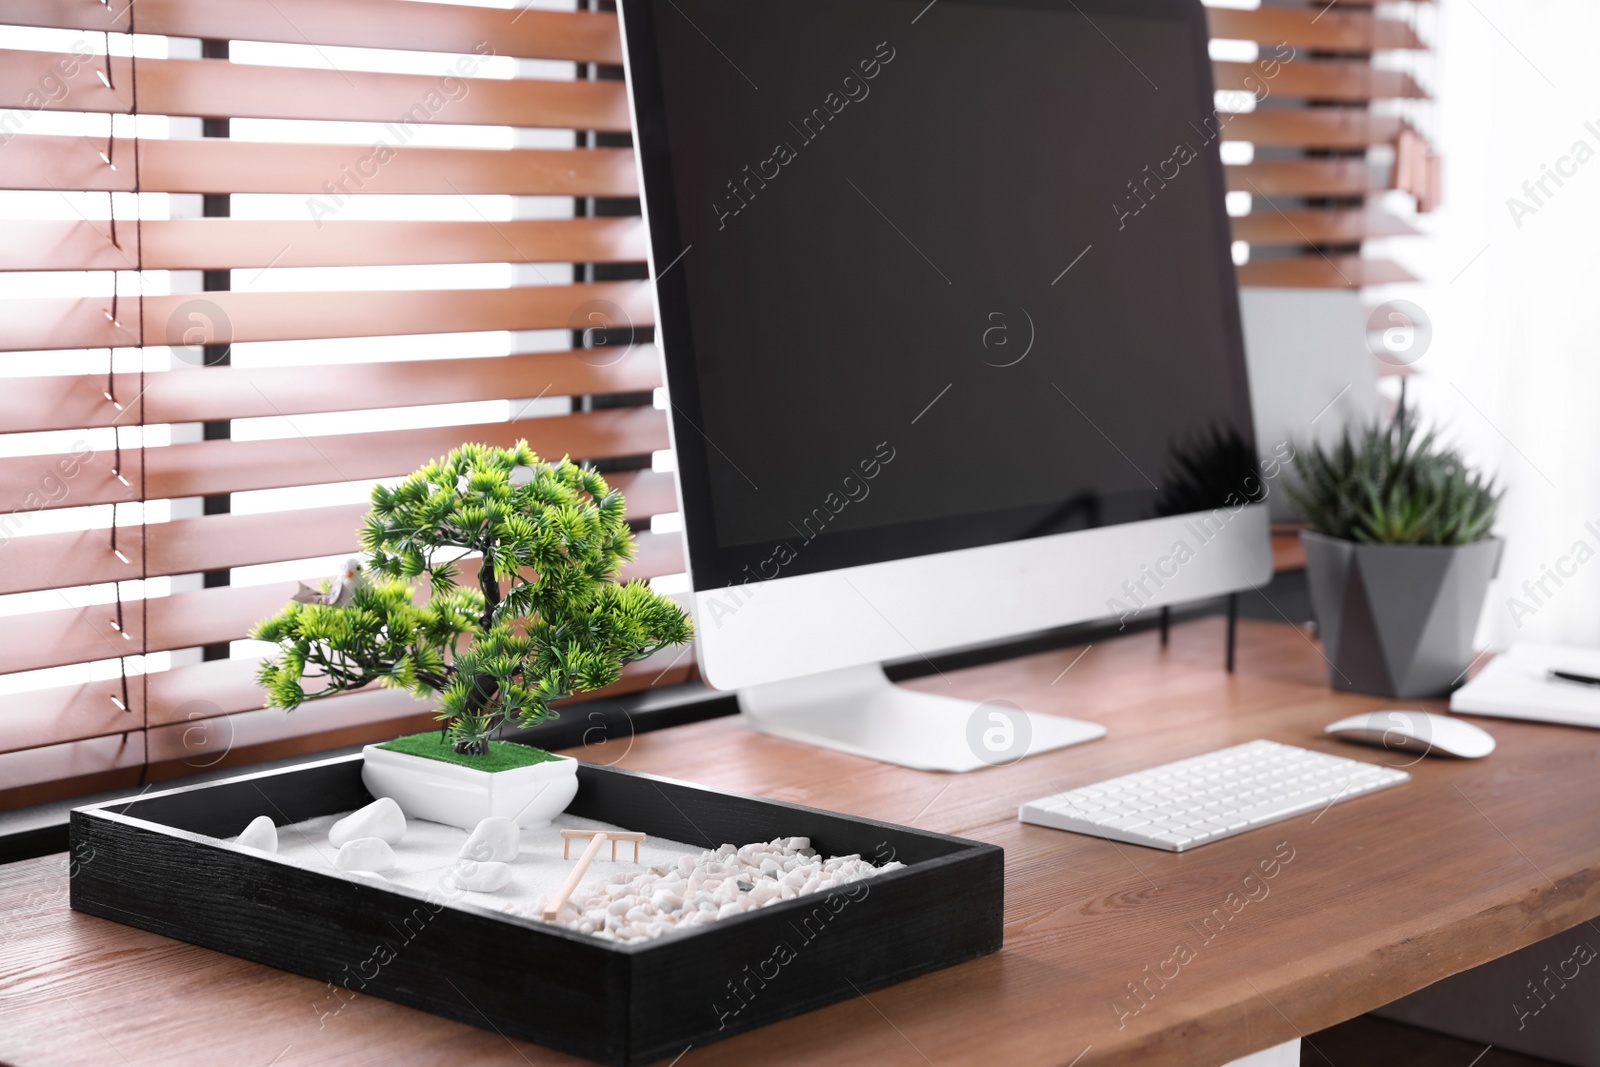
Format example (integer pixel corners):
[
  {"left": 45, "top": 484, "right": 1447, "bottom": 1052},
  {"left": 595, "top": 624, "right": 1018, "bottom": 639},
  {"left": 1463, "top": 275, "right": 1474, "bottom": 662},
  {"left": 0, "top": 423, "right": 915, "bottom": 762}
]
[
  {"left": 1365, "top": 0, "right": 1600, "bottom": 650},
  {"left": 1239, "top": 288, "right": 1379, "bottom": 521}
]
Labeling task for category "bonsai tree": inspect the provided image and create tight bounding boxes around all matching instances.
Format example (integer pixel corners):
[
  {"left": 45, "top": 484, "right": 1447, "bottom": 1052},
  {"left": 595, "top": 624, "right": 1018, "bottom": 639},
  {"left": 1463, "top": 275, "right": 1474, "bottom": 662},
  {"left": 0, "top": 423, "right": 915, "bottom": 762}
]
[
  {"left": 253, "top": 442, "right": 694, "bottom": 756},
  {"left": 1286, "top": 416, "right": 1501, "bottom": 545}
]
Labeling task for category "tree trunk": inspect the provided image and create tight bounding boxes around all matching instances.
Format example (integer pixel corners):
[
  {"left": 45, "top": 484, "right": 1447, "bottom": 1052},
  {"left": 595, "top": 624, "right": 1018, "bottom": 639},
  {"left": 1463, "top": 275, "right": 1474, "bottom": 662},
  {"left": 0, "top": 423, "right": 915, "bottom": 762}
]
[
  {"left": 446, "top": 547, "right": 504, "bottom": 756},
  {"left": 451, "top": 670, "right": 501, "bottom": 756},
  {"left": 478, "top": 551, "right": 500, "bottom": 631}
]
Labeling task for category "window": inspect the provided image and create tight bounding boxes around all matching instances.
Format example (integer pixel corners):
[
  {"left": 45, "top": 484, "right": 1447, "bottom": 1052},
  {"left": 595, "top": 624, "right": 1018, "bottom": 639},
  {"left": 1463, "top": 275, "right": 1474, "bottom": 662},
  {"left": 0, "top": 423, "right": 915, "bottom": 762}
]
[{"left": 0, "top": 0, "right": 688, "bottom": 809}]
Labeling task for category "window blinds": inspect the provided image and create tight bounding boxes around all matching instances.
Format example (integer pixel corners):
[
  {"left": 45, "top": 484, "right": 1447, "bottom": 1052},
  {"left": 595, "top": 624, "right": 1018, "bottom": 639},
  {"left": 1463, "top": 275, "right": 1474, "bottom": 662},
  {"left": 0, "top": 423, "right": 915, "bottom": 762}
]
[
  {"left": 1206, "top": 1, "right": 1438, "bottom": 288},
  {"left": 0, "top": 0, "right": 688, "bottom": 810}
]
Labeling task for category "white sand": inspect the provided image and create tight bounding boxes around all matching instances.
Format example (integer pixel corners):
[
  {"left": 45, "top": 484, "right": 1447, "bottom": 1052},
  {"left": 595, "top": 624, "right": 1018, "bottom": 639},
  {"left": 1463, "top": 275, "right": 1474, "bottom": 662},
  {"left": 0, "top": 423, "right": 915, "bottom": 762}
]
[{"left": 270, "top": 809, "right": 700, "bottom": 919}]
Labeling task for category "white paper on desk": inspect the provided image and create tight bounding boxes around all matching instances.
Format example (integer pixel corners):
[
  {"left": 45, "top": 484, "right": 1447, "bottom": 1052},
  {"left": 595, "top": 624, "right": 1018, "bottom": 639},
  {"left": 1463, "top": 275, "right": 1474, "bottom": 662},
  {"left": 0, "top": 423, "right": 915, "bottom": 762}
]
[{"left": 1450, "top": 642, "right": 1600, "bottom": 727}]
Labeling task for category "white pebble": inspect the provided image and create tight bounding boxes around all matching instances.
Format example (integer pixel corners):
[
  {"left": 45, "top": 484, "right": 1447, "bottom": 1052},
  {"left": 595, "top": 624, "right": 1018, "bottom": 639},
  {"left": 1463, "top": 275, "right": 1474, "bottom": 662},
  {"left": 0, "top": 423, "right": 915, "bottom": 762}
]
[
  {"left": 335, "top": 837, "right": 396, "bottom": 872},
  {"left": 547, "top": 834, "right": 901, "bottom": 943},
  {"left": 451, "top": 860, "right": 513, "bottom": 893},
  {"left": 460, "top": 816, "right": 519, "bottom": 862},
  {"left": 234, "top": 815, "right": 277, "bottom": 853},
  {"left": 329, "top": 797, "right": 406, "bottom": 848}
]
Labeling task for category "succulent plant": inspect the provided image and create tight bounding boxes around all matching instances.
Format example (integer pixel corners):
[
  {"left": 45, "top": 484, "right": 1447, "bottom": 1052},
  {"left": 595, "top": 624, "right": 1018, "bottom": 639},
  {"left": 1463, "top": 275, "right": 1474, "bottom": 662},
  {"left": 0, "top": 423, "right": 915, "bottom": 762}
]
[{"left": 1287, "top": 416, "right": 1500, "bottom": 546}]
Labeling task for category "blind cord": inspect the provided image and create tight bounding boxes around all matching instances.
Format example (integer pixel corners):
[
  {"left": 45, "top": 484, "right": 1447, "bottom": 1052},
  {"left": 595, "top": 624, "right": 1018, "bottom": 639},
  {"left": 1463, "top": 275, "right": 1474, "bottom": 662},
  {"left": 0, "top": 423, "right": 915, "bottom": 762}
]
[
  {"left": 101, "top": 4, "right": 146, "bottom": 752},
  {"left": 131, "top": 6, "right": 150, "bottom": 784}
]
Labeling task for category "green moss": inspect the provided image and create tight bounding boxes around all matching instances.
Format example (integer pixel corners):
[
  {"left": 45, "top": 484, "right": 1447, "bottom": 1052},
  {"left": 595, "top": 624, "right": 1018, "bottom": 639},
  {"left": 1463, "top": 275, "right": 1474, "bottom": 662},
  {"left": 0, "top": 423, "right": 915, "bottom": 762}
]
[{"left": 377, "top": 731, "right": 563, "bottom": 773}]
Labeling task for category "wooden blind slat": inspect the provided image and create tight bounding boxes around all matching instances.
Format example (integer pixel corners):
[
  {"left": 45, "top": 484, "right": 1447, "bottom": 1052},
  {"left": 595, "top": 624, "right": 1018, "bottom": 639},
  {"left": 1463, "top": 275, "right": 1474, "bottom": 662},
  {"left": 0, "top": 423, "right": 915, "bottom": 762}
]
[
  {"left": 0, "top": 51, "right": 631, "bottom": 130},
  {"left": 1214, "top": 60, "right": 1426, "bottom": 102},
  {"left": 0, "top": 135, "right": 639, "bottom": 197},
  {"left": 0, "top": 735, "right": 144, "bottom": 810},
  {"left": 1, "top": 0, "right": 624, "bottom": 65},
  {"left": 1206, "top": 7, "right": 1426, "bottom": 51},
  {"left": 0, "top": 408, "right": 668, "bottom": 513},
  {"left": 0, "top": 601, "right": 138, "bottom": 678},
  {"left": 0, "top": 468, "right": 676, "bottom": 596},
  {"left": 1236, "top": 255, "right": 1420, "bottom": 289},
  {"left": 0, "top": 671, "right": 146, "bottom": 757},
  {"left": 1221, "top": 110, "right": 1405, "bottom": 148},
  {"left": 1231, "top": 209, "right": 1421, "bottom": 245},
  {"left": 2, "top": 217, "right": 648, "bottom": 272},
  {"left": 0, "top": 296, "right": 138, "bottom": 353},
  {"left": 1226, "top": 159, "right": 1381, "bottom": 197},
  {"left": 5, "top": 349, "right": 664, "bottom": 435},
  {"left": 0, "top": 526, "right": 146, "bottom": 601},
  {"left": 0, "top": 280, "right": 652, "bottom": 351}
]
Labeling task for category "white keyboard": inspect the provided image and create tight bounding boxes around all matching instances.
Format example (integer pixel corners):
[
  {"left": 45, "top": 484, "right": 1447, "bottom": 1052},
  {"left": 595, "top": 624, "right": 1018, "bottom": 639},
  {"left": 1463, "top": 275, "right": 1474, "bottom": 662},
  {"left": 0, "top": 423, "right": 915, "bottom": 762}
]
[{"left": 1018, "top": 740, "right": 1410, "bottom": 852}]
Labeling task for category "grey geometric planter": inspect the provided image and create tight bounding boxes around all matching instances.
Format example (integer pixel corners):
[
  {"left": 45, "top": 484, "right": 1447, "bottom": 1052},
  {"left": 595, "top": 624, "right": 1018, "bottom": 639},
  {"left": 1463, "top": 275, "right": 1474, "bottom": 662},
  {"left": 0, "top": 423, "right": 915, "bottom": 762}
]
[{"left": 1301, "top": 532, "right": 1503, "bottom": 699}]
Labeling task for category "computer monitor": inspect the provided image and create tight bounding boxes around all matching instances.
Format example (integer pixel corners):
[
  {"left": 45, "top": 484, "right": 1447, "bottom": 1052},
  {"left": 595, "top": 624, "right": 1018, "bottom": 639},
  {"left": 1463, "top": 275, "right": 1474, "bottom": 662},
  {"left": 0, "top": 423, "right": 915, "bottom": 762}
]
[{"left": 618, "top": 0, "right": 1272, "bottom": 770}]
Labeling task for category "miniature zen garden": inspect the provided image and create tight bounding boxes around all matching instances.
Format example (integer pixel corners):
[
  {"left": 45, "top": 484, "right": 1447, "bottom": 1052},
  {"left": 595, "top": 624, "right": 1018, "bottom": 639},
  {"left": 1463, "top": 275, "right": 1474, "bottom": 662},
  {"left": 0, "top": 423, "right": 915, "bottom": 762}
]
[{"left": 225, "top": 443, "right": 903, "bottom": 941}]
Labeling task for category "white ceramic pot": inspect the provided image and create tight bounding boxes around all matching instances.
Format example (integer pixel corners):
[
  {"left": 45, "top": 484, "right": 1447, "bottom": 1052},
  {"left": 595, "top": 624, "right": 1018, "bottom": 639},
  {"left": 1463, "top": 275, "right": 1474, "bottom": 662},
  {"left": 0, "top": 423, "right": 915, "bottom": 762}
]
[{"left": 360, "top": 745, "right": 580, "bottom": 831}]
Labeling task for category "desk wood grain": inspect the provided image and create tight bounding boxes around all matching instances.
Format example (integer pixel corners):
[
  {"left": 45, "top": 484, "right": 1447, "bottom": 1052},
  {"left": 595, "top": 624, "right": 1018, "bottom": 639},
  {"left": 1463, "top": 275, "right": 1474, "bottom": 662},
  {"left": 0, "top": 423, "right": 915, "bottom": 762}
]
[{"left": 4, "top": 618, "right": 1599, "bottom": 1067}]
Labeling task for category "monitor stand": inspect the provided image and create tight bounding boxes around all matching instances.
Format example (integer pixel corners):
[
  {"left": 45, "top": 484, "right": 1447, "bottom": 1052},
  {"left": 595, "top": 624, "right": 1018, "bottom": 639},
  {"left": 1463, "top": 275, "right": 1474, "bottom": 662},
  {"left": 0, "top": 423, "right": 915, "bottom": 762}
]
[{"left": 737, "top": 664, "right": 1105, "bottom": 772}]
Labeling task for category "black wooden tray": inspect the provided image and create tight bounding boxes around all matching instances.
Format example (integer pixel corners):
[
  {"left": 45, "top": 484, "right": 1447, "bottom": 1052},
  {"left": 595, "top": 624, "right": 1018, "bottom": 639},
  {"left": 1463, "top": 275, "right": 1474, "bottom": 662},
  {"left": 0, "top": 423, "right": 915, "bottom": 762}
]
[{"left": 69, "top": 755, "right": 1003, "bottom": 1066}]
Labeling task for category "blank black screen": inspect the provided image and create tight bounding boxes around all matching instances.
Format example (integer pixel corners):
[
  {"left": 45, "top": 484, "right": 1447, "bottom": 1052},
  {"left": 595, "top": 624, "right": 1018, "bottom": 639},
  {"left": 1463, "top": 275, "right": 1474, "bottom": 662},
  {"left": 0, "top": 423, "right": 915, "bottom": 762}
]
[{"left": 628, "top": 0, "right": 1254, "bottom": 587}]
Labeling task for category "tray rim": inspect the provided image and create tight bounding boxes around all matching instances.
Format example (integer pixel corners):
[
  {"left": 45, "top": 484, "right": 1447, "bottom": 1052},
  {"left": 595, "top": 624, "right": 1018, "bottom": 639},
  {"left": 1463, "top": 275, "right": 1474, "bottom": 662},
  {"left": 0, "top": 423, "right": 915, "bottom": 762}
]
[{"left": 72, "top": 751, "right": 1002, "bottom": 957}]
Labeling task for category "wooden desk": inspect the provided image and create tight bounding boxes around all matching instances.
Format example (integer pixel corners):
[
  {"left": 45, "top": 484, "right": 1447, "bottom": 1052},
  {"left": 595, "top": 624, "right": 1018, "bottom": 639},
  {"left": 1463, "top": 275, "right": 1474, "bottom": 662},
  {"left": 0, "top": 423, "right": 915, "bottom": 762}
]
[{"left": 4, "top": 618, "right": 1599, "bottom": 1067}]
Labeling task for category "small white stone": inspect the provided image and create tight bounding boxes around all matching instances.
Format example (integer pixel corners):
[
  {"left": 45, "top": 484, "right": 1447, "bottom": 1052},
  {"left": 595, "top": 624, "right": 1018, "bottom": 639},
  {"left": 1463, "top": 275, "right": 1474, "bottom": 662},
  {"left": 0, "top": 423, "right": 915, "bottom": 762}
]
[
  {"left": 460, "top": 816, "right": 519, "bottom": 862},
  {"left": 451, "top": 860, "right": 513, "bottom": 893},
  {"left": 335, "top": 837, "right": 396, "bottom": 872},
  {"left": 234, "top": 815, "right": 277, "bottom": 853},
  {"left": 329, "top": 797, "right": 406, "bottom": 848}
]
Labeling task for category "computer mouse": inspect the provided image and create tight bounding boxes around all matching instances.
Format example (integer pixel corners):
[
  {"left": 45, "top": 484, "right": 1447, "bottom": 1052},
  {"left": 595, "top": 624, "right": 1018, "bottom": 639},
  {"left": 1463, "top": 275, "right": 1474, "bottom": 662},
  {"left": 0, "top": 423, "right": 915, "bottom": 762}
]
[{"left": 1324, "top": 710, "right": 1495, "bottom": 759}]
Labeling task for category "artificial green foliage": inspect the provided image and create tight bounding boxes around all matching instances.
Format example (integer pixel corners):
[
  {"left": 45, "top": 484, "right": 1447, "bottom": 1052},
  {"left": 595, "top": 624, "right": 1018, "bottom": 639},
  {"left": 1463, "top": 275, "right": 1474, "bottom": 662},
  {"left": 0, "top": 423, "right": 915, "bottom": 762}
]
[
  {"left": 253, "top": 442, "right": 694, "bottom": 755},
  {"left": 1286, "top": 417, "right": 1501, "bottom": 546}
]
